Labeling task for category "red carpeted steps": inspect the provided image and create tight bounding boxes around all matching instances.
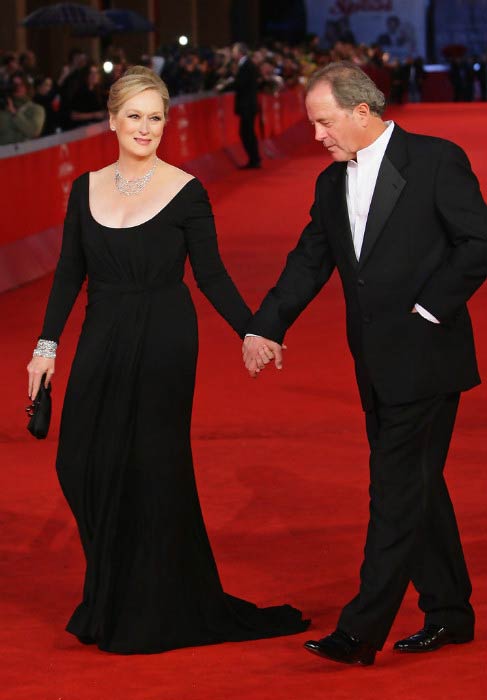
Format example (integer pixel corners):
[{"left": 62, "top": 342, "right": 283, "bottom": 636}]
[{"left": 1, "top": 104, "right": 486, "bottom": 699}]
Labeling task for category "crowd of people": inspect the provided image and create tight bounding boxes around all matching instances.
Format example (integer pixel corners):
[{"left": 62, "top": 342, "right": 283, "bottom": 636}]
[
  {"left": 1, "top": 37, "right": 486, "bottom": 146},
  {"left": 0, "top": 48, "right": 109, "bottom": 144},
  {"left": 449, "top": 55, "right": 487, "bottom": 101}
]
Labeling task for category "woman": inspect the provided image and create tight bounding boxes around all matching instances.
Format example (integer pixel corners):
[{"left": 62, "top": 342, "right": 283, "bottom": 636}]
[
  {"left": 69, "top": 62, "right": 106, "bottom": 128},
  {"left": 27, "top": 66, "right": 308, "bottom": 654}
]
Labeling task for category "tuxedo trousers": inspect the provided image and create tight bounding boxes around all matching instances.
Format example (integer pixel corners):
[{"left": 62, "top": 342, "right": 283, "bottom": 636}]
[
  {"left": 338, "top": 391, "right": 475, "bottom": 650},
  {"left": 239, "top": 112, "right": 260, "bottom": 167}
]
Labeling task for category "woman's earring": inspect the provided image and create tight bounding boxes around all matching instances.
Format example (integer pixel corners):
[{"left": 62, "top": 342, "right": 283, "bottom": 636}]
[{"left": 110, "top": 126, "right": 116, "bottom": 131}]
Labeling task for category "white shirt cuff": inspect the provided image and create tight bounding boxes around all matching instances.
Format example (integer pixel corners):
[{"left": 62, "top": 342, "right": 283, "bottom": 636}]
[{"left": 414, "top": 304, "right": 440, "bottom": 324}]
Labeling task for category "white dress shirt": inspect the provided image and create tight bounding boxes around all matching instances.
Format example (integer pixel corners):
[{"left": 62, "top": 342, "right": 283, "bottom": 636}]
[{"left": 346, "top": 121, "right": 394, "bottom": 259}]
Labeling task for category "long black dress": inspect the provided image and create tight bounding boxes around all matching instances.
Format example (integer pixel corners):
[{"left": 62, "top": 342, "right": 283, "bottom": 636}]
[{"left": 40, "top": 173, "right": 309, "bottom": 654}]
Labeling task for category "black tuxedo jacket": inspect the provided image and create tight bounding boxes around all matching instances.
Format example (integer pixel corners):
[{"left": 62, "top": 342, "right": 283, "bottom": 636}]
[
  {"left": 234, "top": 58, "right": 259, "bottom": 117},
  {"left": 247, "top": 125, "right": 487, "bottom": 409}
]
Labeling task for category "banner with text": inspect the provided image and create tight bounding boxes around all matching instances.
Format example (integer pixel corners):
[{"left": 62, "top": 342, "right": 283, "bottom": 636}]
[{"left": 305, "top": 0, "right": 427, "bottom": 59}]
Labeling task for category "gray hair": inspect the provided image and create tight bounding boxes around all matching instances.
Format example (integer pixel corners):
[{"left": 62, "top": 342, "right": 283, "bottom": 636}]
[{"left": 306, "top": 61, "right": 386, "bottom": 116}]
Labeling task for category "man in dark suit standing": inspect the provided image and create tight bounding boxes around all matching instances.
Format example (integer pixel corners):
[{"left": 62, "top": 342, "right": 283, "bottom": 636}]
[
  {"left": 232, "top": 42, "right": 261, "bottom": 169},
  {"left": 243, "top": 62, "right": 487, "bottom": 666}
]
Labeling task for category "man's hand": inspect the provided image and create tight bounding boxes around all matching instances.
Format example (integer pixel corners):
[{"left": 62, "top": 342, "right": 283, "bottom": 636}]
[{"left": 242, "top": 336, "right": 286, "bottom": 378}]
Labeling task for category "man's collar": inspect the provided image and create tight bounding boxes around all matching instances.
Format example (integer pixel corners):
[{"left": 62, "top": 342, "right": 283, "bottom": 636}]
[{"left": 354, "top": 121, "right": 395, "bottom": 165}]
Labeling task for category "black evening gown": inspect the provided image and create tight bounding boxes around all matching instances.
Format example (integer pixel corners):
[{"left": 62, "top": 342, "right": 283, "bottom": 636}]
[{"left": 40, "top": 173, "right": 309, "bottom": 654}]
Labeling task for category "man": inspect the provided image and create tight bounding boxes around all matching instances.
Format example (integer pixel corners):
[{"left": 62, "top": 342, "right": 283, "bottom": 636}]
[
  {"left": 231, "top": 42, "right": 261, "bottom": 169},
  {"left": 243, "top": 62, "right": 487, "bottom": 666}
]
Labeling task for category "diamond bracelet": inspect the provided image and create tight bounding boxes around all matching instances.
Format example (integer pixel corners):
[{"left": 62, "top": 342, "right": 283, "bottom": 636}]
[{"left": 33, "top": 339, "right": 58, "bottom": 359}]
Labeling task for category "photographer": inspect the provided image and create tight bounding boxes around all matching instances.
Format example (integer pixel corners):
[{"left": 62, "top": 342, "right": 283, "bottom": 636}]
[{"left": 0, "top": 72, "right": 45, "bottom": 145}]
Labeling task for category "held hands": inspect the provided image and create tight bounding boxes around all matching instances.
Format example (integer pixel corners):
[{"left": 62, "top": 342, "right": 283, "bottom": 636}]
[
  {"left": 27, "top": 356, "right": 55, "bottom": 401},
  {"left": 242, "top": 336, "right": 287, "bottom": 378}
]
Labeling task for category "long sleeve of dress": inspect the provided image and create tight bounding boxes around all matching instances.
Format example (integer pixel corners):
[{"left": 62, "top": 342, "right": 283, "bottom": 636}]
[
  {"left": 40, "top": 177, "right": 87, "bottom": 343},
  {"left": 184, "top": 181, "right": 252, "bottom": 338}
]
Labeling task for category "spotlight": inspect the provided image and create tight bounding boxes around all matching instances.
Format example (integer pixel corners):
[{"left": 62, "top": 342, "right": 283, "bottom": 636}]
[
  {"left": 178, "top": 35, "right": 189, "bottom": 46},
  {"left": 103, "top": 61, "right": 114, "bottom": 73}
]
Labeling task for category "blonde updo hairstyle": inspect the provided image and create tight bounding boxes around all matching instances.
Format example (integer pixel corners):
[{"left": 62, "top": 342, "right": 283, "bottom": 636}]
[{"left": 107, "top": 65, "right": 170, "bottom": 119}]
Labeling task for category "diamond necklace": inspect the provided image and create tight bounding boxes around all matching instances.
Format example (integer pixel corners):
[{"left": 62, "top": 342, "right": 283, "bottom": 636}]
[{"left": 114, "top": 158, "right": 158, "bottom": 196}]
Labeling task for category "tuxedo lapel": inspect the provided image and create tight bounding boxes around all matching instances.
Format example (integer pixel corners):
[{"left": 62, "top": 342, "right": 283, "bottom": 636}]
[
  {"left": 358, "top": 127, "right": 408, "bottom": 269},
  {"left": 328, "top": 164, "right": 358, "bottom": 269}
]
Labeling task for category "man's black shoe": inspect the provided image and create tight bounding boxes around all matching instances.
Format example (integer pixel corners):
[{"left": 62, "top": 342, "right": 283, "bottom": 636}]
[
  {"left": 239, "top": 162, "right": 261, "bottom": 169},
  {"left": 304, "top": 629, "right": 376, "bottom": 666},
  {"left": 393, "top": 624, "right": 474, "bottom": 652}
]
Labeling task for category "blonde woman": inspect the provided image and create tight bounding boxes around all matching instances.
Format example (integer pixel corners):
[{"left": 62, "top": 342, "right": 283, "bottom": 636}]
[{"left": 27, "top": 66, "right": 307, "bottom": 654}]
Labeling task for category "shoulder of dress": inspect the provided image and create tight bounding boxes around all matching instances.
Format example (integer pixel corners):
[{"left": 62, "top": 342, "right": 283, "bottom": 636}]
[
  {"left": 70, "top": 172, "right": 88, "bottom": 195},
  {"left": 179, "top": 174, "right": 204, "bottom": 194},
  {"left": 72, "top": 171, "right": 91, "bottom": 184}
]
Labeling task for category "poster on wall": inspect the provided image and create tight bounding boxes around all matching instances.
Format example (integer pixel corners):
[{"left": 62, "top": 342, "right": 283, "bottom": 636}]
[
  {"left": 434, "top": 0, "right": 487, "bottom": 59},
  {"left": 304, "top": 0, "right": 427, "bottom": 60}
]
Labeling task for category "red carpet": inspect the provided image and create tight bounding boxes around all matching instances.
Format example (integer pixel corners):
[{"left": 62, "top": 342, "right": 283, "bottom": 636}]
[{"left": 1, "top": 104, "right": 486, "bottom": 699}]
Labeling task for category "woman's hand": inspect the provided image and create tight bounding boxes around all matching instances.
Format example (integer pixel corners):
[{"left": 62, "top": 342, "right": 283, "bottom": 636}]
[{"left": 27, "top": 356, "right": 55, "bottom": 400}]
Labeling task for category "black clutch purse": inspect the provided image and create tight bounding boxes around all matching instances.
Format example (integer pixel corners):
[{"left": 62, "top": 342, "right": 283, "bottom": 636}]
[{"left": 26, "top": 373, "right": 52, "bottom": 439}]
